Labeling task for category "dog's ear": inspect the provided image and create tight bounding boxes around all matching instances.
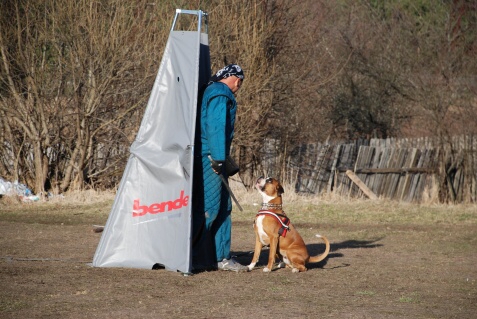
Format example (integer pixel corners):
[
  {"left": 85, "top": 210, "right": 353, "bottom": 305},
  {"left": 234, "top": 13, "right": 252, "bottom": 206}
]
[{"left": 277, "top": 185, "right": 284, "bottom": 196}]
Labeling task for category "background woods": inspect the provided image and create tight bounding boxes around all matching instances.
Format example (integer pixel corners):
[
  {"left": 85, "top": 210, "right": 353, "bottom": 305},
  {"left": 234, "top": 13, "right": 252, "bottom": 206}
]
[
  {"left": 0, "top": 0, "right": 171, "bottom": 194},
  {"left": 1, "top": 0, "right": 476, "bottom": 202}
]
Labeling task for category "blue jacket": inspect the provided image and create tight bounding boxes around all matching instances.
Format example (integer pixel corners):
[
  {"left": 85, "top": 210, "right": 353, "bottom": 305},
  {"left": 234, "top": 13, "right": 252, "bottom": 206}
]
[{"left": 199, "top": 82, "right": 237, "bottom": 161}]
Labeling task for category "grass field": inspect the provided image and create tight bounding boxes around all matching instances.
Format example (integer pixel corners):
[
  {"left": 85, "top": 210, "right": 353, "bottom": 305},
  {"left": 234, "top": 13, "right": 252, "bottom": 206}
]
[{"left": 1, "top": 188, "right": 476, "bottom": 318}]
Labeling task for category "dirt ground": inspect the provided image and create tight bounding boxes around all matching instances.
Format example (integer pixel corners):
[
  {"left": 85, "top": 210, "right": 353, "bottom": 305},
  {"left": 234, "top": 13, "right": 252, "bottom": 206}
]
[{"left": 1, "top": 198, "right": 476, "bottom": 319}]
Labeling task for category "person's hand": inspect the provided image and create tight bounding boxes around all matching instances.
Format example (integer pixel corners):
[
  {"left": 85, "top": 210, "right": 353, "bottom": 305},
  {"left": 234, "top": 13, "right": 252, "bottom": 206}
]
[
  {"left": 210, "top": 160, "right": 224, "bottom": 174},
  {"left": 208, "top": 155, "right": 224, "bottom": 175}
]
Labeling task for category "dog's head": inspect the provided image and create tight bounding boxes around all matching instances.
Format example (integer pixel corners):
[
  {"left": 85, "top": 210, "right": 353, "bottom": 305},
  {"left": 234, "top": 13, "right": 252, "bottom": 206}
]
[{"left": 255, "top": 177, "right": 284, "bottom": 203}]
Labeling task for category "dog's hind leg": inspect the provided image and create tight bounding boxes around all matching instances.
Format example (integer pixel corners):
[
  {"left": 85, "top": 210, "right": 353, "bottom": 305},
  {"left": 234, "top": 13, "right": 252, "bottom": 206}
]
[
  {"left": 291, "top": 260, "right": 307, "bottom": 273},
  {"left": 291, "top": 265, "right": 307, "bottom": 273},
  {"left": 286, "top": 251, "right": 308, "bottom": 273}
]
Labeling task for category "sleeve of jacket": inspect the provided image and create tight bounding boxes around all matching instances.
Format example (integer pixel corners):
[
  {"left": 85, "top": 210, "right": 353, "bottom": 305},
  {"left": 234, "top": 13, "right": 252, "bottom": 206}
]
[{"left": 205, "top": 94, "right": 229, "bottom": 162}]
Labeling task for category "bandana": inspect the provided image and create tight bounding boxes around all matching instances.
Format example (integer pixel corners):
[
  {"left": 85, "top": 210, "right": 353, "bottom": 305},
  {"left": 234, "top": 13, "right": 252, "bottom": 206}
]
[{"left": 211, "top": 64, "right": 244, "bottom": 82}]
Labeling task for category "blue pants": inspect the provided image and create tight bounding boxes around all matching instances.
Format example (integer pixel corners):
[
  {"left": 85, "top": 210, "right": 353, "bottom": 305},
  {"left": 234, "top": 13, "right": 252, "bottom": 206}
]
[{"left": 192, "top": 155, "right": 232, "bottom": 264}]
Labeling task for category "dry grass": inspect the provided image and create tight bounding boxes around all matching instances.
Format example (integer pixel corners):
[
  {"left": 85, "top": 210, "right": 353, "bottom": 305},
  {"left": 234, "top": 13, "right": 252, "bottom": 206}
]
[
  {"left": 230, "top": 179, "right": 477, "bottom": 226},
  {"left": 0, "top": 189, "right": 115, "bottom": 211},
  {"left": 2, "top": 183, "right": 476, "bottom": 228},
  {"left": 47, "top": 189, "right": 116, "bottom": 204}
]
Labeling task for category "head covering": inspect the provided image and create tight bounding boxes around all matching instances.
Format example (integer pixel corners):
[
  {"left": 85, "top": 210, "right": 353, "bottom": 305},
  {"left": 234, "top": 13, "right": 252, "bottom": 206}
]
[{"left": 211, "top": 64, "right": 244, "bottom": 82}]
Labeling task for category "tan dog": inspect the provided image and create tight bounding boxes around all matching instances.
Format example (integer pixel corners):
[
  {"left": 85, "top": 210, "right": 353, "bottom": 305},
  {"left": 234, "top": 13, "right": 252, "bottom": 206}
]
[{"left": 247, "top": 177, "right": 330, "bottom": 273}]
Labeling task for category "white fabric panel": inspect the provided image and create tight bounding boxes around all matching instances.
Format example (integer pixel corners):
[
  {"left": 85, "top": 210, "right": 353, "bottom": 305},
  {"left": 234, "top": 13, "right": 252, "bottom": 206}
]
[{"left": 93, "top": 30, "right": 204, "bottom": 273}]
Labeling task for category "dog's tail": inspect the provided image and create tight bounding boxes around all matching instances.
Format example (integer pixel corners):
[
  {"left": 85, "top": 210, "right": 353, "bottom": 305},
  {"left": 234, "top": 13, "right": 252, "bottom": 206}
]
[{"left": 308, "top": 234, "right": 330, "bottom": 263}]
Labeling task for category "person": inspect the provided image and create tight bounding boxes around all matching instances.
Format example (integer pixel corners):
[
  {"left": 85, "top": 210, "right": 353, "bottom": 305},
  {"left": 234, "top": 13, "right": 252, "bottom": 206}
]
[{"left": 192, "top": 64, "right": 248, "bottom": 272}]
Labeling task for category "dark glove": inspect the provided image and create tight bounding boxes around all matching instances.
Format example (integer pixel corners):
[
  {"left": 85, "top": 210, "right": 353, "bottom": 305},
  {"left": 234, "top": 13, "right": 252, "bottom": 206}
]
[{"left": 208, "top": 155, "right": 224, "bottom": 175}]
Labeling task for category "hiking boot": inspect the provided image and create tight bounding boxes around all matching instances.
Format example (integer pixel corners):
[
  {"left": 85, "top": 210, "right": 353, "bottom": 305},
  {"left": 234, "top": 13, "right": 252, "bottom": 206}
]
[{"left": 217, "top": 258, "right": 249, "bottom": 272}]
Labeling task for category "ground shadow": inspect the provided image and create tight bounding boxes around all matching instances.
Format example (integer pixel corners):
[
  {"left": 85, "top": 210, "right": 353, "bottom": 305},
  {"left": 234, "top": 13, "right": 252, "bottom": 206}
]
[
  {"left": 232, "top": 237, "right": 384, "bottom": 271},
  {"left": 306, "top": 238, "right": 384, "bottom": 269}
]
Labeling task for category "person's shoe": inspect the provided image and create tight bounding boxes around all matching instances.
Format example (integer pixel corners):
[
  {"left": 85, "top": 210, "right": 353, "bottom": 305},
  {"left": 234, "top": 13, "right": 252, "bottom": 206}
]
[
  {"left": 217, "top": 258, "right": 249, "bottom": 272},
  {"left": 276, "top": 261, "right": 286, "bottom": 269}
]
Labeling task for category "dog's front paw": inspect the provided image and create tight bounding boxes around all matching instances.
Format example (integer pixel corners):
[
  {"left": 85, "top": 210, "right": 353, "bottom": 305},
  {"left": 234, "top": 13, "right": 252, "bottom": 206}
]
[
  {"left": 263, "top": 267, "right": 271, "bottom": 273},
  {"left": 247, "top": 263, "right": 256, "bottom": 271},
  {"left": 291, "top": 268, "right": 299, "bottom": 273}
]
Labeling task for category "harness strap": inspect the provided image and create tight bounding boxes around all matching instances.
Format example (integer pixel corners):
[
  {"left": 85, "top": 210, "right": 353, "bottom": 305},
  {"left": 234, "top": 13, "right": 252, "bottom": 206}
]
[{"left": 256, "top": 210, "right": 291, "bottom": 237}]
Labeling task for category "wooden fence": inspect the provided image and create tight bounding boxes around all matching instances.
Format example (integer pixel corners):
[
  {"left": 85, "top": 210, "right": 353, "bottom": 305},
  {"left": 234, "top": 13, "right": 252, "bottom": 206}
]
[{"left": 261, "top": 135, "right": 477, "bottom": 203}]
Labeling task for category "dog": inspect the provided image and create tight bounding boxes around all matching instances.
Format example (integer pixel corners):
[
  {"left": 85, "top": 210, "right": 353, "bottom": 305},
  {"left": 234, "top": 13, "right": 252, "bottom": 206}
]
[{"left": 247, "top": 177, "right": 330, "bottom": 273}]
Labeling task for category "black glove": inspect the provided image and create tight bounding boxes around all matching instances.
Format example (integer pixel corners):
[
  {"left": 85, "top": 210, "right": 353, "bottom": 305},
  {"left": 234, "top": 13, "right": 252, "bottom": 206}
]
[{"left": 208, "top": 156, "right": 224, "bottom": 175}]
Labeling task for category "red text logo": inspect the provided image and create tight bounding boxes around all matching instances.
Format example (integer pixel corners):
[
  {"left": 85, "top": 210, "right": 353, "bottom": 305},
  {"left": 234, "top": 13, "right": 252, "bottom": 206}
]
[{"left": 132, "top": 190, "right": 189, "bottom": 217}]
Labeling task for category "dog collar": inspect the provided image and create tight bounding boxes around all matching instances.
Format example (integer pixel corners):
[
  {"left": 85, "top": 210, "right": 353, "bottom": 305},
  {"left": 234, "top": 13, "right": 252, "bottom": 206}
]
[{"left": 261, "top": 202, "right": 282, "bottom": 210}]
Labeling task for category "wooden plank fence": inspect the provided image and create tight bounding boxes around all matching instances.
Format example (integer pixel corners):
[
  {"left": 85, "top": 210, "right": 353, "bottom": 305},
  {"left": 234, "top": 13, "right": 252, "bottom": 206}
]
[{"left": 260, "top": 135, "right": 477, "bottom": 203}]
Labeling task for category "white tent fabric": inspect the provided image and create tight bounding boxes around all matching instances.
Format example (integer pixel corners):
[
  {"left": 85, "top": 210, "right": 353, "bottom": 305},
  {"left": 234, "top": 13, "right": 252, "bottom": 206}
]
[{"left": 93, "top": 11, "right": 209, "bottom": 273}]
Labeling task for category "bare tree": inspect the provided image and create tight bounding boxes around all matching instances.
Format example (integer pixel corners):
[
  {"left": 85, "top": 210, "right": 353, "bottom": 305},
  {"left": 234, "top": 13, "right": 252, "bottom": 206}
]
[
  {"left": 0, "top": 0, "right": 174, "bottom": 194},
  {"left": 205, "top": 0, "right": 282, "bottom": 185},
  {"left": 2, "top": 0, "right": 475, "bottom": 197}
]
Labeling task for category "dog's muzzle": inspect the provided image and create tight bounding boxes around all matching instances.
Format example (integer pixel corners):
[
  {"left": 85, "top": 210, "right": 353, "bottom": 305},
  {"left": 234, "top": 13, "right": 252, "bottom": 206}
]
[{"left": 256, "top": 176, "right": 273, "bottom": 191}]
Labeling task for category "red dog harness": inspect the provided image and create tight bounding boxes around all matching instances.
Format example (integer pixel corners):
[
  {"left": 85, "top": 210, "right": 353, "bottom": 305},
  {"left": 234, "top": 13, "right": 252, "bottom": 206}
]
[{"left": 256, "top": 210, "right": 291, "bottom": 237}]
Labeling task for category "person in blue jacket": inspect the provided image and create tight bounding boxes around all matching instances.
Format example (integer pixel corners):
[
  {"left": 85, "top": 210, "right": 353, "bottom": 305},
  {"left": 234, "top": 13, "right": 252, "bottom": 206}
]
[{"left": 192, "top": 64, "right": 248, "bottom": 272}]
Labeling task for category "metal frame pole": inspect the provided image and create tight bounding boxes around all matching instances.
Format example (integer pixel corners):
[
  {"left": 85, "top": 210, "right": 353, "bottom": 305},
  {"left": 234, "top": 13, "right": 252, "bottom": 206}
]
[{"left": 171, "top": 9, "right": 208, "bottom": 33}]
